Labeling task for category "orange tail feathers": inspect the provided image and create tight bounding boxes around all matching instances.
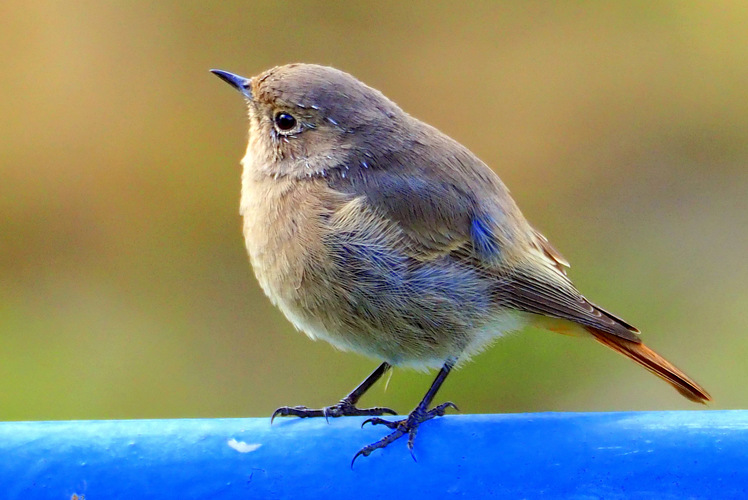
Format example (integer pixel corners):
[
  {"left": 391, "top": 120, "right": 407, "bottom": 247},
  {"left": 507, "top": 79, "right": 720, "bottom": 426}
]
[{"left": 586, "top": 327, "right": 712, "bottom": 404}]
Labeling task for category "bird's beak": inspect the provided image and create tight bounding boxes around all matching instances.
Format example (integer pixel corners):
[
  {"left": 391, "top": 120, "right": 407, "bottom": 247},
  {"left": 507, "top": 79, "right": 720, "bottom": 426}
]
[{"left": 210, "top": 69, "right": 253, "bottom": 100}]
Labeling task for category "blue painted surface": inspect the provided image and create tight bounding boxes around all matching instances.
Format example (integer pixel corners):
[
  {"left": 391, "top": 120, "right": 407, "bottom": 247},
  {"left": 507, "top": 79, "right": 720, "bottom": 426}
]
[{"left": 0, "top": 411, "right": 746, "bottom": 499}]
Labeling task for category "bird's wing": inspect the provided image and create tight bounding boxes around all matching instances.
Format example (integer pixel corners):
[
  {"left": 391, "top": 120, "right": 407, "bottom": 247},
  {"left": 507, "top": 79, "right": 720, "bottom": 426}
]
[
  {"left": 501, "top": 225, "right": 640, "bottom": 341},
  {"left": 326, "top": 150, "right": 639, "bottom": 341},
  {"left": 530, "top": 226, "right": 570, "bottom": 274}
]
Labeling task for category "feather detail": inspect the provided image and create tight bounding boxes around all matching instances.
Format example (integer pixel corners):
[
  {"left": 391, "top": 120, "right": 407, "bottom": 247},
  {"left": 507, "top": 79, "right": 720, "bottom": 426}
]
[
  {"left": 585, "top": 326, "right": 711, "bottom": 404},
  {"left": 530, "top": 226, "right": 570, "bottom": 275}
]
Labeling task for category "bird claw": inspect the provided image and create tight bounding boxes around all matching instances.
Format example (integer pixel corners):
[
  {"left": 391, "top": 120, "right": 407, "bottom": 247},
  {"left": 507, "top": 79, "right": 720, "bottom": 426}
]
[
  {"left": 433, "top": 401, "right": 459, "bottom": 415},
  {"left": 361, "top": 416, "right": 398, "bottom": 429},
  {"left": 271, "top": 399, "right": 396, "bottom": 424},
  {"left": 351, "top": 400, "right": 458, "bottom": 467}
]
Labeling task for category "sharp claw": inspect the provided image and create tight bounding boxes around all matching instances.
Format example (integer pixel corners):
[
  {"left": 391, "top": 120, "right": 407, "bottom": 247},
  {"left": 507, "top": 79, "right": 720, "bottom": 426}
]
[
  {"left": 407, "top": 426, "right": 419, "bottom": 455},
  {"left": 351, "top": 448, "right": 369, "bottom": 469},
  {"left": 351, "top": 400, "right": 456, "bottom": 463},
  {"left": 361, "top": 416, "right": 396, "bottom": 429},
  {"left": 431, "top": 401, "right": 459, "bottom": 416},
  {"left": 270, "top": 406, "right": 288, "bottom": 425}
]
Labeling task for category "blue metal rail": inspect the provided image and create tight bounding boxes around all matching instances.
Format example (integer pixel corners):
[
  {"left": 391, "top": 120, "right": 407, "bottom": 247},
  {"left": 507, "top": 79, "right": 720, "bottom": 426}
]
[{"left": 1, "top": 411, "right": 746, "bottom": 499}]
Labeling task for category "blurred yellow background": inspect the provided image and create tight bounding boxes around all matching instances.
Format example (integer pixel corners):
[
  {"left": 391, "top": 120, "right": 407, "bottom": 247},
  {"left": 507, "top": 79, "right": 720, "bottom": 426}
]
[{"left": 1, "top": 1, "right": 746, "bottom": 420}]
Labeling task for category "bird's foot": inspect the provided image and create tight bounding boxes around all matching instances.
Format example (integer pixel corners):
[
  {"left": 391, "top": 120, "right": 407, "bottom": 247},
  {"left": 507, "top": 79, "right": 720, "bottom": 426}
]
[
  {"left": 352, "top": 401, "right": 458, "bottom": 466},
  {"left": 271, "top": 397, "right": 397, "bottom": 424}
]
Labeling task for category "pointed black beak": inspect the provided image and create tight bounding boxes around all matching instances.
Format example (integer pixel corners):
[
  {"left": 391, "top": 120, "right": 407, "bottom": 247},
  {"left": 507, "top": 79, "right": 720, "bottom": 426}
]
[{"left": 210, "top": 69, "right": 253, "bottom": 100}]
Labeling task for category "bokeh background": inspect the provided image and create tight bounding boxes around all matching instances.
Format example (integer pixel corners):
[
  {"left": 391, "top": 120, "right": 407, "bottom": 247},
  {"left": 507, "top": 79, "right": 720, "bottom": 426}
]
[{"left": 2, "top": 1, "right": 746, "bottom": 421}]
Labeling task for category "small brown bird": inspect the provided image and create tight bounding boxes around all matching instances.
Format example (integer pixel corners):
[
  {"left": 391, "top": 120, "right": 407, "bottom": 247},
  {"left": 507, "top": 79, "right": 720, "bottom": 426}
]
[{"left": 211, "top": 64, "right": 711, "bottom": 463}]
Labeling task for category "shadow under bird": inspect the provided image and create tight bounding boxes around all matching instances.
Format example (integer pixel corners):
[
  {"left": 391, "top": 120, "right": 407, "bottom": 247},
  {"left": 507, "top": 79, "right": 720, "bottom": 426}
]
[{"left": 211, "top": 64, "right": 711, "bottom": 465}]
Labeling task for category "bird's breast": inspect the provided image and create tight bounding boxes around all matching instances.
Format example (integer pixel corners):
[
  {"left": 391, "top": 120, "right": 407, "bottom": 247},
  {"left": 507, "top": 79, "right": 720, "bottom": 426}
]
[
  {"left": 242, "top": 174, "right": 319, "bottom": 299},
  {"left": 239, "top": 171, "right": 355, "bottom": 345}
]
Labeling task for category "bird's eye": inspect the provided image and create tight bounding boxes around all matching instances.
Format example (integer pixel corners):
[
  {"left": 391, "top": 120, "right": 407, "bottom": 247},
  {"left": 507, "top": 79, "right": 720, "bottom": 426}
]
[{"left": 274, "top": 112, "right": 297, "bottom": 132}]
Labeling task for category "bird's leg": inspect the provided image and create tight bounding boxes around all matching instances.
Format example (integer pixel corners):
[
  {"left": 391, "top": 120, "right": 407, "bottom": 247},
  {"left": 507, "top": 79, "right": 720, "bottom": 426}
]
[
  {"left": 271, "top": 362, "right": 397, "bottom": 422},
  {"left": 352, "top": 358, "right": 458, "bottom": 466}
]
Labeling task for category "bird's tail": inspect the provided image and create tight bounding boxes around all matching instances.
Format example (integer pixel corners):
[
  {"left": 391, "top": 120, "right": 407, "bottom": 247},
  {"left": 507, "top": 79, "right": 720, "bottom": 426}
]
[{"left": 585, "top": 326, "right": 711, "bottom": 404}]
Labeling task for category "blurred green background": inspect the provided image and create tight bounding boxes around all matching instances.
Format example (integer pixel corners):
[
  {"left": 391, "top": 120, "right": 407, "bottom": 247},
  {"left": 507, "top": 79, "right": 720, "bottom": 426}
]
[{"left": 1, "top": 1, "right": 746, "bottom": 421}]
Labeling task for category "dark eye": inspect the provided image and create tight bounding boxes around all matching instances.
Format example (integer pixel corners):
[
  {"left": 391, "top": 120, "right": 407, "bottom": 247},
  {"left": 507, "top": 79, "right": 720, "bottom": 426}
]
[{"left": 274, "top": 112, "right": 297, "bottom": 132}]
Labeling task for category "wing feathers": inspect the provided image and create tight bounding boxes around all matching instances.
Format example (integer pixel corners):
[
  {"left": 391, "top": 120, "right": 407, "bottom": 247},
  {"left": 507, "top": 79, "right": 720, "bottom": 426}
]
[{"left": 497, "top": 267, "right": 641, "bottom": 342}]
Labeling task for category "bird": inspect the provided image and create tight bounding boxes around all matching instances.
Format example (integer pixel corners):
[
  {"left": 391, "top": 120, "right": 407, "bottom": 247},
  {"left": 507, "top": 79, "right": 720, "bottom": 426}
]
[{"left": 211, "top": 63, "right": 711, "bottom": 464}]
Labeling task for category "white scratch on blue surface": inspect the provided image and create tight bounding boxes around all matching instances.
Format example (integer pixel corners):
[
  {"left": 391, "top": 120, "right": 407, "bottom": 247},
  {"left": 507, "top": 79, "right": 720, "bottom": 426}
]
[{"left": 227, "top": 438, "right": 261, "bottom": 453}]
